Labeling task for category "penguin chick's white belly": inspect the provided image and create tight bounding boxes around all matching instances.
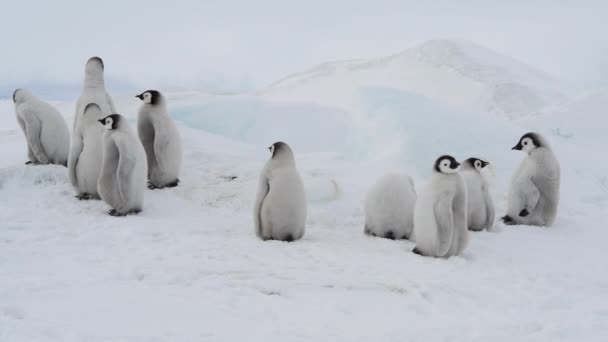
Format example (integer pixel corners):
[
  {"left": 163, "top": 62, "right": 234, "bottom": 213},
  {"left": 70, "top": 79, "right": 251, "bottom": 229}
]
[
  {"left": 365, "top": 173, "right": 416, "bottom": 239},
  {"left": 76, "top": 125, "right": 104, "bottom": 194},
  {"left": 97, "top": 142, "right": 122, "bottom": 208},
  {"left": 413, "top": 187, "right": 439, "bottom": 254},
  {"left": 261, "top": 168, "right": 307, "bottom": 240}
]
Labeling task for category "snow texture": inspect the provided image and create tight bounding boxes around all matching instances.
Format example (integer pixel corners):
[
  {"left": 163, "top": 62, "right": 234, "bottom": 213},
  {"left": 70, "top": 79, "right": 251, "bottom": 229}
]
[{"left": 1, "top": 42, "right": 607, "bottom": 341}]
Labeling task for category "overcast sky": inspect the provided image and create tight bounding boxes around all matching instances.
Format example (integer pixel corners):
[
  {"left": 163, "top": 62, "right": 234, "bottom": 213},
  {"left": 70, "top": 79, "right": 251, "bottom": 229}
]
[{"left": 1, "top": 0, "right": 606, "bottom": 93}]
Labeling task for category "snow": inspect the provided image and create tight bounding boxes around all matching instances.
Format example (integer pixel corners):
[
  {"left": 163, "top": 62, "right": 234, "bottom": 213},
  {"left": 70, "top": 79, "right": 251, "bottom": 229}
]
[
  {"left": 1, "top": 53, "right": 608, "bottom": 340},
  {"left": 262, "top": 40, "right": 570, "bottom": 120}
]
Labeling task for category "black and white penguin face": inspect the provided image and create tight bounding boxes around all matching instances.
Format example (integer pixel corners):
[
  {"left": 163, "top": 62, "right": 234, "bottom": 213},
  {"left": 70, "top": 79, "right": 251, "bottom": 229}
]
[
  {"left": 513, "top": 133, "right": 541, "bottom": 153},
  {"left": 434, "top": 155, "right": 460, "bottom": 174},
  {"left": 465, "top": 158, "right": 490, "bottom": 172},
  {"left": 98, "top": 114, "right": 120, "bottom": 130},
  {"left": 135, "top": 90, "right": 161, "bottom": 105}
]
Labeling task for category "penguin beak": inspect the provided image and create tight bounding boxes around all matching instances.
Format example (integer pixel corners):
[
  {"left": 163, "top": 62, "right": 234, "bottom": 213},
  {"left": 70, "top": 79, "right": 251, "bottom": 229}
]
[
  {"left": 98, "top": 119, "right": 105, "bottom": 125},
  {"left": 512, "top": 142, "right": 523, "bottom": 150},
  {"left": 135, "top": 94, "right": 143, "bottom": 100},
  {"left": 481, "top": 161, "right": 489, "bottom": 168},
  {"left": 451, "top": 161, "right": 461, "bottom": 169}
]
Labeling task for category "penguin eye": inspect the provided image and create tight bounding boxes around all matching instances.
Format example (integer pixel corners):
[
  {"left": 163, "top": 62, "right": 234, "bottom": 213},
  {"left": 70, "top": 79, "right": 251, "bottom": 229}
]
[{"left": 523, "top": 141, "right": 528, "bottom": 145}]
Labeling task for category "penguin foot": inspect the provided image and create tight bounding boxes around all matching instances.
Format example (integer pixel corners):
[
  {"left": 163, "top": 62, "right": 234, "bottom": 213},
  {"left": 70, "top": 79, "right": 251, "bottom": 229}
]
[
  {"left": 384, "top": 231, "right": 395, "bottom": 240},
  {"left": 501, "top": 215, "right": 516, "bottom": 225},
  {"left": 284, "top": 234, "right": 294, "bottom": 242},
  {"left": 109, "top": 209, "right": 126, "bottom": 217},
  {"left": 400, "top": 234, "right": 409, "bottom": 240},
  {"left": 412, "top": 247, "right": 424, "bottom": 256},
  {"left": 364, "top": 225, "right": 371, "bottom": 235},
  {"left": 164, "top": 179, "right": 180, "bottom": 188},
  {"left": 109, "top": 208, "right": 141, "bottom": 216},
  {"left": 25, "top": 161, "right": 40, "bottom": 165},
  {"left": 76, "top": 193, "right": 94, "bottom": 200},
  {"left": 519, "top": 209, "right": 530, "bottom": 217},
  {"left": 147, "top": 182, "right": 158, "bottom": 190}
]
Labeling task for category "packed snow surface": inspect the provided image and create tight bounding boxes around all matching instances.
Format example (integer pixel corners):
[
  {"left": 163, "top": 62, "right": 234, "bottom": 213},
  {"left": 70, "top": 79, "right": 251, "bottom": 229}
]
[{"left": 1, "top": 49, "right": 607, "bottom": 340}]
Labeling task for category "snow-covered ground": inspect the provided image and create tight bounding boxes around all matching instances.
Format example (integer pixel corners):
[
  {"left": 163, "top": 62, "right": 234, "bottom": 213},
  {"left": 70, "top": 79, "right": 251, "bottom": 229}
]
[{"left": 1, "top": 45, "right": 607, "bottom": 340}]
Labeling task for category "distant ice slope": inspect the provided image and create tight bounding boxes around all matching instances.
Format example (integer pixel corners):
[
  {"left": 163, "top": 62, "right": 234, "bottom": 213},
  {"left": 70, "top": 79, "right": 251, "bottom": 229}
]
[{"left": 262, "top": 39, "right": 569, "bottom": 119}]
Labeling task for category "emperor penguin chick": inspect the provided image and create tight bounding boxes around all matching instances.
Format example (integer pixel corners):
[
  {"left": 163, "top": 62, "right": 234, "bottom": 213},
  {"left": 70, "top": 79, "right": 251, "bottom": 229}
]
[
  {"left": 364, "top": 173, "right": 416, "bottom": 240},
  {"left": 412, "top": 155, "right": 468, "bottom": 258},
  {"left": 68, "top": 103, "right": 105, "bottom": 199},
  {"left": 136, "top": 90, "right": 182, "bottom": 189},
  {"left": 502, "top": 132, "right": 560, "bottom": 226},
  {"left": 72, "top": 56, "right": 116, "bottom": 131},
  {"left": 69, "top": 57, "right": 116, "bottom": 198},
  {"left": 461, "top": 158, "right": 495, "bottom": 231},
  {"left": 254, "top": 142, "right": 307, "bottom": 242},
  {"left": 13, "top": 88, "right": 70, "bottom": 166},
  {"left": 97, "top": 113, "right": 148, "bottom": 216}
]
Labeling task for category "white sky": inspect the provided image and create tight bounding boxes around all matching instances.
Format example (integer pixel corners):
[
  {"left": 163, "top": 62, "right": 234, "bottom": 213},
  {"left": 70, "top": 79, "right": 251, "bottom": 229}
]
[{"left": 1, "top": 0, "right": 607, "bottom": 92}]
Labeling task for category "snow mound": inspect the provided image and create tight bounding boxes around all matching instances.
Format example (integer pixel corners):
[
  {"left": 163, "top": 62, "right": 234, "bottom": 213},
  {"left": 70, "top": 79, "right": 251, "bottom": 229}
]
[{"left": 263, "top": 39, "right": 569, "bottom": 119}]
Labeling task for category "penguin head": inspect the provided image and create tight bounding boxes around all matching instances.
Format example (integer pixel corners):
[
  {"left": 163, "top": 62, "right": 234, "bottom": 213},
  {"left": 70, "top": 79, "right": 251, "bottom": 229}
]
[
  {"left": 86, "top": 56, "right": 104, "bottom": 73},
  {"left": 434, "top": 155, "right": 460, "bottom": 174},
  {"left": 12, "top": 88, "right": 33, "bottom": 104},
  {"left": 98, "top": 114, "right": 121, "bottom": 130},
  {"left": 135, "top": 90, "right": 161, "bottom": 105},
  {"left": 464, "top": 157, "right": 490, "bottom": 172},
  {"left": 268, "top": 141, "right": 295, "bottom": 163},
  {"left": 512, "top": 132, "right": 542, "bottom": 153}
]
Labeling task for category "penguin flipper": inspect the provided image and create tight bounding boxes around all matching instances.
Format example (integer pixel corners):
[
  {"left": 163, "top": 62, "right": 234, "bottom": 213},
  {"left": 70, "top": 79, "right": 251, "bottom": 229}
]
[
  {"left": 254, "top": 173, "right": 270, "bottom": 239},
  {"left": 434, "top": 196, "right": 454, "bottom": 257}
]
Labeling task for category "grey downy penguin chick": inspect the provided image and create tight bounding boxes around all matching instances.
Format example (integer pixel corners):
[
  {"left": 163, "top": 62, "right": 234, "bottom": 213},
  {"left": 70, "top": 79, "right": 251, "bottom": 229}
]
[
  {"left": 253, "top": 142, "right": 307, "bottom": 242},
  {"left": 502, "top": 132, "right": 560, "bottom": 226},
  {"left": 136, "top": 90, "right": 182, "bottom": 189},
  {"left": 461, "top": 158, "right": 495, "bottom": 231},
  {"left": 13, "top": 88, "right": 70, "bottom": 166},
  {"left": 97, "top": 113, "right": 148, "bottom": 216},
  {"left": 412, "top": 155, "right": 468, "bottom": 258},
  {"left": 364, "top": 173, "right": 417, "bottom": 240}
]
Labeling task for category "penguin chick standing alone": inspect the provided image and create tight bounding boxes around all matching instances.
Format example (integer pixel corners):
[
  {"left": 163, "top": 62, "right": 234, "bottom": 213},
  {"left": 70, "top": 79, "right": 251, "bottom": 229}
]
[
  {"left": 13, "top": 89, "right": 70, "bottom": 166},
  {"left": 136, "top": 90, "right": 182, "bottom": 189},
  {"left": 502, "top": 132, "right": 560, "bottom": 226},
  {"left": 254, "top": 142, "right": 307, "bottom": 241},
  {"left": 97, "top": 113, "right": 147, "bottom": 216},
  {"left": 461, "top": 158, "right": 495, "bottom": 231},
  {"left": 364, "top": 173, "right": 416, "bottom": 240},
  {"left": 413, "top": 155, "right": 468, "bottom": 258},
  {"left": 68, "top": 103, "right": 105, "bottom": 199}
]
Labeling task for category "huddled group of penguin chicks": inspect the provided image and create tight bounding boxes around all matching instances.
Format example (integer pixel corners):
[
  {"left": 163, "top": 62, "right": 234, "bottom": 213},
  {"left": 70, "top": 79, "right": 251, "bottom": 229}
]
[
  {"left": 12, "top": 57, "right": 561, "bottom": 258},
  {"left": 13, "top": 57, "right": 181, "bottom": 216}
]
